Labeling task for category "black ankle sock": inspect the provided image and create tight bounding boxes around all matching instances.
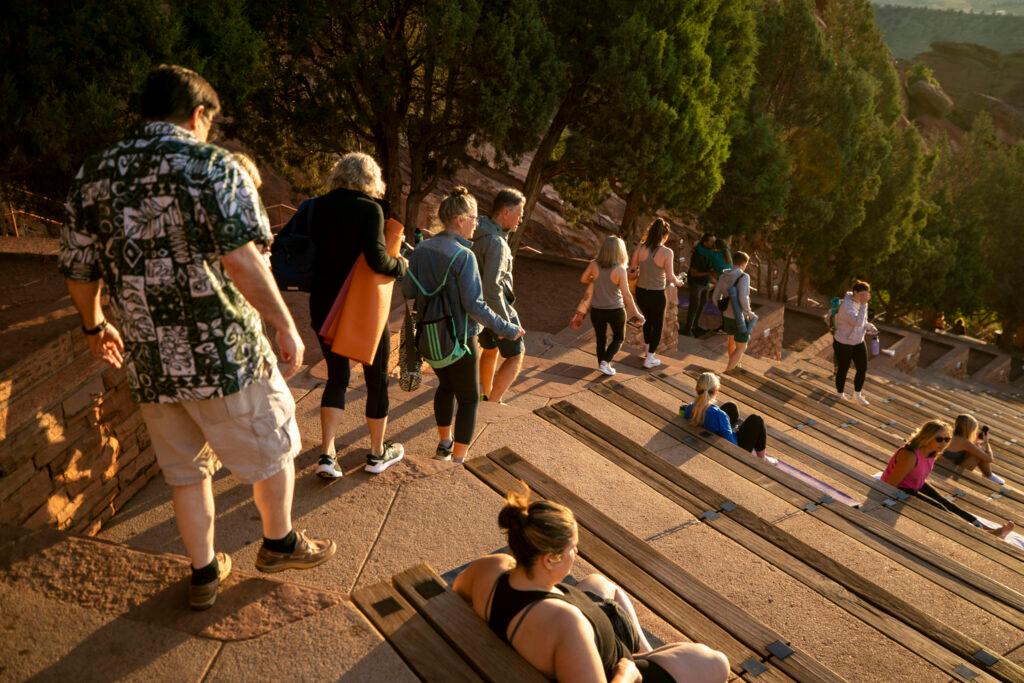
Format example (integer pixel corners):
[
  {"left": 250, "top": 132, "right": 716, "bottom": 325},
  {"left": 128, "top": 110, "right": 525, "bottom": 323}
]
[
  {"left": 262, "top": 529, "right": 297, "bottom": 554},
  {"left": 191, "top": 557, "right": 220, "bottom": 585}
]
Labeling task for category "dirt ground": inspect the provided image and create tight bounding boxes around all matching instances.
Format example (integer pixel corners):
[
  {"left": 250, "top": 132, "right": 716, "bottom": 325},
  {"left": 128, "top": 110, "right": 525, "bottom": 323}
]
[{"left": 512, "top": 256, "right": 589, "bottom": 334}]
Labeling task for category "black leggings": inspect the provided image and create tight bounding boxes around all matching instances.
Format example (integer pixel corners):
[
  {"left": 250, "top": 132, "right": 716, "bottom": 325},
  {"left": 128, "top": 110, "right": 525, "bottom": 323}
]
[
  {"left": 434, "top": 343, "right": 480, "bottom": 445},
  {"left": 902, "top": 482, "right": 979, "bottom": 526},
  {"left": 635, "top": 287, "right": 666, "bottom": 353},
  {"left": 721, "top": 402, "right": 767, "bottom": 452},
  {"left": 591, "top": 307, "right": 626, "bottom": 364},
  {"left": 833, "top": 340, "right": 867, "bottom": 393},
  {"left": 684, "top": 284, "right": 710, "bottom": 334},
  {"left": 317, "top": 328, "right": 389, "bottom": 419}
]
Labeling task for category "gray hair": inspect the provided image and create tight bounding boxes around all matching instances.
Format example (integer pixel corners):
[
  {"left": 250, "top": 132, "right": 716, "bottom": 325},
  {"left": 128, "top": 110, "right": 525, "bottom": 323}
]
[{"left": 328, "top": 152, "right": 386, "bottom": 198}]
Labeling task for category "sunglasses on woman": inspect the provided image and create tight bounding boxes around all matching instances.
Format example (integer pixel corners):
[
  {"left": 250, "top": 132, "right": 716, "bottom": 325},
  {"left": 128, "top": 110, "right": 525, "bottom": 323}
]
[{"left": 934, "top": 436, "right": 951, "bottom": 444}]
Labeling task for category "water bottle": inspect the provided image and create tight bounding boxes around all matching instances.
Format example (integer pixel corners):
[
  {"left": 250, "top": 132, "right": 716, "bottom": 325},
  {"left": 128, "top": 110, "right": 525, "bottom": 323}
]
[
  {"left": 414, "top": 227, "right": 424, "bottom": 245},
  {"left": 870, "top": 336, "right": 881, "bottom": 356}
]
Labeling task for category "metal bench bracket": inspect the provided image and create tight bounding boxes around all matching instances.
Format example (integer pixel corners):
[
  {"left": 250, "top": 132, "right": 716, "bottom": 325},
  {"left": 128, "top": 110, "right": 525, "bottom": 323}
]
[
  {"left": 882, "top": 498, "right": 899, "bottom": 508},
  {"left": 700, "top": 510, "right": 720, "bottom": 521},
  {"left": 740, "top": 658, "right": 768, "bottom": 676},
  {"left": 973, "top": 650, "right": 998, "bottom": 667},
  {"left": 954, "top": 664, "right": 979, "bottom": 679},
  {"left": 414, "top": 578, "right": 446, "bottom": 600},
  {"left": 372, "top": 597, "right": 403, "bottom": 617},
  {"left": 720, "top": 501, "right": 737, "bottom": 512},
  {"left": 766, "top": 641, "right": 795, "bottom": 659}
]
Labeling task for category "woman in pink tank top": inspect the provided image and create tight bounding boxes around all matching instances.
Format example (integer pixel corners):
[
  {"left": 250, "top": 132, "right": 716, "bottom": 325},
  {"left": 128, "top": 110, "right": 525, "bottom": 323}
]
[{"left": 882, "top": 420, "right": 1014, "bottom": 538}]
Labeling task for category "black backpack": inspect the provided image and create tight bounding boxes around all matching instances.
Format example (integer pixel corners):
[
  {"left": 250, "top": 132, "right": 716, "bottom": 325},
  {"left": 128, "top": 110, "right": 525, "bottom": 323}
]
[
  {"left": 270, "top": 198, "right": 316, "bottom": 292},
  {"left": 717, "top": 271, "right": 747, "bottom": 312}
]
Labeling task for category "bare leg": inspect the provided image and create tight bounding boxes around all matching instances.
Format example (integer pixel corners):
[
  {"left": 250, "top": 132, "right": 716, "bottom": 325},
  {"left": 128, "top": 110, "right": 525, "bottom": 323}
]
[
  {"left": 453, "top": 442, "right": 470, "bottom": 462},
  {"left": 489, "top": 353, "right": 524, "bottom": 402},
  {"left": 963, "top": 454, "right": 995, "bottom": 478},
  {"left": 479, "top": 347, "right": 499, "bottom": 398},
  {"left": 367, "top": 416, "right": 387, "bottom": 455},
  {"left": 638, "top": 642, "right": 730, "bottom": 683},
  {"left": 320, "top": 406, "right": 344, "bottom": 457},
  {"left": 171, "top": 479, "right": 216, "bottom": 569},
  {"left": 252, "top": 461, "right": 295, "bottom": 540},
  {"left": 438, "top": 425, "right": 453, "bottom": 444},
  {"left": 576, "top": 573, "right": 654, "bottom": 653},
  {"left": 725, "top": 341, "right": 748, "bottom": 372}
]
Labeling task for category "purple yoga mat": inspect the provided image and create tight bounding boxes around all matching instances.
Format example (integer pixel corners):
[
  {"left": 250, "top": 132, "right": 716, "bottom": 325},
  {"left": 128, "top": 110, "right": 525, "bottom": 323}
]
[{"left": 772, "top": 459, "right": 861, "bottom": 507}]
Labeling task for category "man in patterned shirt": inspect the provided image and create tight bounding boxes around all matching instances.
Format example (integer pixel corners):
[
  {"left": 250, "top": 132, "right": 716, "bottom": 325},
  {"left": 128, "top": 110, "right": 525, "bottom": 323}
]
[{"left": 60, "top": 65, "right": 335, "bottom": 610}]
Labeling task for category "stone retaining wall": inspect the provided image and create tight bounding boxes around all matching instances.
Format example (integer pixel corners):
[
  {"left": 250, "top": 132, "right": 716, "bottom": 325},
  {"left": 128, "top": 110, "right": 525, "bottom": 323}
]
[
  {"left": 746, "top": 299, "right": 784, "bottom": 361},
  {"left": 0, "top": 330, "right": 157, "bottom": 536}
]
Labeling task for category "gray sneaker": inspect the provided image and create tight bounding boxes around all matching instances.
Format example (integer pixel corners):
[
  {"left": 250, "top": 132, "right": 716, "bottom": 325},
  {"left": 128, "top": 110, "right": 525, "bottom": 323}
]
[
  {"left": 435, "top": 441, "right": 454, "bottom": 462},
  {"left": 365, "top": 441, "right": 404, "bottom": 474}
]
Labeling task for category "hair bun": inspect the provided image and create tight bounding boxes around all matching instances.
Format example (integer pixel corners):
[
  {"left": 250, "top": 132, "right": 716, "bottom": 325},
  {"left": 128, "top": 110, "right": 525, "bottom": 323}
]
[
  {"left": 450, "top": 185, "right": 470, "bottom": 197},
  {"left": 497, "top": 486, "right": 531, "bottom": 531}
]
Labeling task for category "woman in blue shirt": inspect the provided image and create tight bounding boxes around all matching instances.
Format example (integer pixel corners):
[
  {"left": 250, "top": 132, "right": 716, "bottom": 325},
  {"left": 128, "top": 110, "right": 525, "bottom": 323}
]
[{"left": 680, "top": 372, "right": 771, "bottom": 461}]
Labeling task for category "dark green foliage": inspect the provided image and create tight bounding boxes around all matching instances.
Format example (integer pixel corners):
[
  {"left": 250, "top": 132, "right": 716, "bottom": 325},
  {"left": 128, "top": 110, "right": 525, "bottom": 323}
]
[
  {"left": 246, "top": 0, "right": 563, "bottom": 225},
  {"left": 873, "top": 5, "right": 1024, "bottom": 58},
  {"left": 0, "top": 0, "right": 266, "bottom": 202}
]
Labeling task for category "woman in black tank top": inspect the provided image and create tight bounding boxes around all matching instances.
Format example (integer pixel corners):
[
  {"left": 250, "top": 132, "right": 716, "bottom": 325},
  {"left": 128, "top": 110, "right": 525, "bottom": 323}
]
[{"left": 453, "top": 484, "right": 731, "bottom": 683}]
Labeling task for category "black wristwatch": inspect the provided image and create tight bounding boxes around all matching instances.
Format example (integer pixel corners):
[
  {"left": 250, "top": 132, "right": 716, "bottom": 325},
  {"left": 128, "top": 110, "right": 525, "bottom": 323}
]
[{"left": 82, "top": 320, "right": 108, "bottom": 336}]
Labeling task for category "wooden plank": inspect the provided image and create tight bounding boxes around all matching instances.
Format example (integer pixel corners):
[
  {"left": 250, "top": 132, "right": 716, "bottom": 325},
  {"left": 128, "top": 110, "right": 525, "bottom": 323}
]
[
  {"left": 778, "top": 368, "right": 1024, "bottom": 505},
  {"left": 465, "top": 456, "right": 794, "bottom": 682},
  {"left": 484, "top": 450, "right": 851, "bottom": 683},
  {"left": 352, "top": 580, "right": 484, "bottom": 682},
  {"left": 590, "top": 380, "right": 1024, "bottom": 629},
  {"left": 656, "top": 371, "right": 1024, "bottom": 572},
  {"left": 545, "top": 399, "right": 1016, "bottom": 683},
  {"left": 391, "top": 564, "right": 547, "bottom": 683}
]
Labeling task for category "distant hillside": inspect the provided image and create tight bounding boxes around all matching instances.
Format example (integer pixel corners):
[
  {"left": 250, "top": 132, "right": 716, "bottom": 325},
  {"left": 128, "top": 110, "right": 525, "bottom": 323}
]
[
  {"left": 870, "top": 0, "right": 1024, "bottom": 15},
  {"left": 874, "top": 5, "right": 1024, "bottom": 57}
]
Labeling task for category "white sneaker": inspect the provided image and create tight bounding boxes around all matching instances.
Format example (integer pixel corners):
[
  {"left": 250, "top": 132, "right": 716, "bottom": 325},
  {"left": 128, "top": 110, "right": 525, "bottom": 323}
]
[
  {"left": 987, "top": 473, "right": 1006, "bottom": 485},
  {"left": 836, "top": 392, "right": 850, "bottom": 401},
  {"left": 316, "top": 454, "right": 344, "bottom": 479},
  {"left": 598, "top": 361, "right": 616, "bottom": 376},
  {"left": 365, "top": 441, "right": 404, "bottom": 474},
  {"left": 643, "top": 355, "right": 662, "bottom": 369},
  {"left": 854, "top": 392, "right": 870, "bottom": 406}
]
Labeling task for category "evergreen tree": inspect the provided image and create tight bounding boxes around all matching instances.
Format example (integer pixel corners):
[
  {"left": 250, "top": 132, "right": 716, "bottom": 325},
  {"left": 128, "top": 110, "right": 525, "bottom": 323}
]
[{"left": 247, "top": 0, "right": 563, "bottom": 225}]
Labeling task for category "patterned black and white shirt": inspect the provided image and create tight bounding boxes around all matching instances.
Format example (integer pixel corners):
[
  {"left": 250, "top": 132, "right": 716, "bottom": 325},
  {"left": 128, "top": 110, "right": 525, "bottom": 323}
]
[{"left": 60, "top": 122, "right": 276, "bottom": 404}]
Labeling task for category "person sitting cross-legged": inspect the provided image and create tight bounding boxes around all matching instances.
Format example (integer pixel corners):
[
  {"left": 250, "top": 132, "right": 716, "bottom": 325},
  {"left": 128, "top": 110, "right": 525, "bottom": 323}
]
[{"left": 942, "top": 414, "right": 1005, "bottom": 485}]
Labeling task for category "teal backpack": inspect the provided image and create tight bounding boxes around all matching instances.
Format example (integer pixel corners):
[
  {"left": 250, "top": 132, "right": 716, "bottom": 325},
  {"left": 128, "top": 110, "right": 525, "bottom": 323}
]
[
  {"left": 825, "top": 296, "right": 842, "bottom": 332},
  {"left": 407, "top": 249, "right": 471, "bottom": 369}
]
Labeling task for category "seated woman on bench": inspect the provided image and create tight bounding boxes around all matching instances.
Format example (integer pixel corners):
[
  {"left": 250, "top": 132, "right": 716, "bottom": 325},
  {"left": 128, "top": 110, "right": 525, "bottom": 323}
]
[
  {"left": 942, "top": 414, "right": 1005, "bottom": 485},
  {"left": 881, "top": 419, "right": 1014, "bottom": 539},
  {"left": 454, "top": 484, "right": 729, "bottom": 683},
  {"left": 680, "top": 372, "right": 775, "bottom": 464}
]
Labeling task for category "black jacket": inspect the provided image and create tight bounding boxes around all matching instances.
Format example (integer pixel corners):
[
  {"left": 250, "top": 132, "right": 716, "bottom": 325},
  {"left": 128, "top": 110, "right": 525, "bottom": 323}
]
[{"left": 308, "top": 188, "right": 405, "bottom": 330}]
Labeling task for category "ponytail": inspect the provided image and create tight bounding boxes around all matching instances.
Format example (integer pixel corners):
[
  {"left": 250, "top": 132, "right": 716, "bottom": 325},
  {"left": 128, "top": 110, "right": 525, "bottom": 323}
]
[{"left": 690, "top": 372, "right": 721, "bottom": 427}]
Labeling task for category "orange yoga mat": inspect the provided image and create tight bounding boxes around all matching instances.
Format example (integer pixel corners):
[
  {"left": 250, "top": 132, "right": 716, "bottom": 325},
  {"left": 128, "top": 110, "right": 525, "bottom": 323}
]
[{"left": 321, "top": 218, "right": 404, "bottom": 365}]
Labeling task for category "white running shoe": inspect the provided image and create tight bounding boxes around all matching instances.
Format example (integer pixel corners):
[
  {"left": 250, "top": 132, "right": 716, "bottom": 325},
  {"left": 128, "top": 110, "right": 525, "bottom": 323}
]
[
  {"left": 365, "top": 441, "right": 404, "bottom": 474},
  {"left": 854, "top": 392, "right": 870, "bottom": 406},
  {"left": 316, "top": 455, "right": 343, "bottom": 479},
  {"left": 836, "top": 392, "right": 850, "bottom": 401},
  {"left": 987, "top": 473, "right": 1006, "bottom": 485},
  {"left": 643, "top": 355, "right": 662, "bottom": 369},
  {"left": 599, "top": 361, "right": 616, "bottom": 376}
]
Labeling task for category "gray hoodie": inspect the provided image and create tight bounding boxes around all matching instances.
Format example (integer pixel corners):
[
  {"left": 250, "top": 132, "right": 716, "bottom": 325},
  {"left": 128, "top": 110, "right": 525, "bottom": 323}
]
[
  {"left": 471, "top": 215, "right": 517, "bottom": 323},
  {"left": 711, "top": 267, "right": 753, "bottom": 320},
  {"left": 834, "top": 291, "right": 878, "bottom": 345}
]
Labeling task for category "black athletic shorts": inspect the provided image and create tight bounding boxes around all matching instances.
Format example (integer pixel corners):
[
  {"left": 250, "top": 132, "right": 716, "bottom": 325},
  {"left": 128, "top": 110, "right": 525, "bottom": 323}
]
[{"left": 478, "top": 315, "right": 523, "bottom": 358}]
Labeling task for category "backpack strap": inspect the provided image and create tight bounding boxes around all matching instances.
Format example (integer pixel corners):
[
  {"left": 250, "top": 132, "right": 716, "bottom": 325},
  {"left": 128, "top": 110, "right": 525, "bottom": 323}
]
[{"left": 407, "top": 247, "right": 467, "bottom": 297}]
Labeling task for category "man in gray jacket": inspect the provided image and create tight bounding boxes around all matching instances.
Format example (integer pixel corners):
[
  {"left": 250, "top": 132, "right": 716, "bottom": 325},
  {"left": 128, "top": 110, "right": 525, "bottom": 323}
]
[{"left": 473, "top": 189, "right": 526, "bottom": 402}]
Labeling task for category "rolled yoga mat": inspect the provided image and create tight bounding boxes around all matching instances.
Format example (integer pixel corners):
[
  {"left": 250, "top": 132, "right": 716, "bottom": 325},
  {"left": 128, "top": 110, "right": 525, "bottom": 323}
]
[{"left": 320, "top": 218, "right": 404, "bottom": 365}]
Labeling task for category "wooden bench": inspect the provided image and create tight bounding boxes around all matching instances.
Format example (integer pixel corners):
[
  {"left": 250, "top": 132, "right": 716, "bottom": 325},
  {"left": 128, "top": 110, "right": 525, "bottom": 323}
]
[
  {"left": 779, "top": 365, "right": 1024, "bottom": 494},
  {"left": 534, "top": 394, "right": 1020, "bottom": 682},
  {"left": 694, "top": 364, "right": 1024, "bottom": 537},
  {"left": 670, "top": 366, "right": 1024, "bottom": 571},
  {"left": 467, "top": 449, "right": 839, "bottom": 682},
  {"left": 352, "top": 564, "right": 546, "bottom": 682}
]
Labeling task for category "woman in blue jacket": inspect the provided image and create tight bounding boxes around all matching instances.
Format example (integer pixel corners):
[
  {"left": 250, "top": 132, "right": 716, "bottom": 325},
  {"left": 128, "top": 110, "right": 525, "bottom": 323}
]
[{"left": 680, "top": 372, "right": 772, "bottom": 461}]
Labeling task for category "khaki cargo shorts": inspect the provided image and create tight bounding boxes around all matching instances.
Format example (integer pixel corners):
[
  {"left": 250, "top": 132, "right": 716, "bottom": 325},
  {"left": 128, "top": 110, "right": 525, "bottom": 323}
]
[{"left": 139, "top": 368, "right": 301, "bottom": 486}]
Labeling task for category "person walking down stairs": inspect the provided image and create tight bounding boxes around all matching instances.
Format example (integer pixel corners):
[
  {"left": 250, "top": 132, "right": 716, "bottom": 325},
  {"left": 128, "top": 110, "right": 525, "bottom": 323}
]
[
  {"left": 832, "top": 280, "right": 877, "bottom": 405},
  {"left": 580, "top": 237, "right": 645, "bottom": 377},
  {"left": 630, "top": 218, "right": 683, "bottom": 369}
]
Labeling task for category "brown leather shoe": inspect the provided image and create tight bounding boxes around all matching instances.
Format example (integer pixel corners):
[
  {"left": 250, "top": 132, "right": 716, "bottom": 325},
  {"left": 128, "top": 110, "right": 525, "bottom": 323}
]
[
  {"left": 188, "top": 552, "right": 232, "bottom": 611},
  {"left": 255, "top": 530, "right": 336, "bottom": 573}
]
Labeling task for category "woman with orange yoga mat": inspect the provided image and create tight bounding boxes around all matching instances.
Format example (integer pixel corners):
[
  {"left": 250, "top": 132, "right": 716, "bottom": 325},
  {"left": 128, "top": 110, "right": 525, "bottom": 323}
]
[{"left": 308, "top": 153, "right": 407, "bottom": 479}]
